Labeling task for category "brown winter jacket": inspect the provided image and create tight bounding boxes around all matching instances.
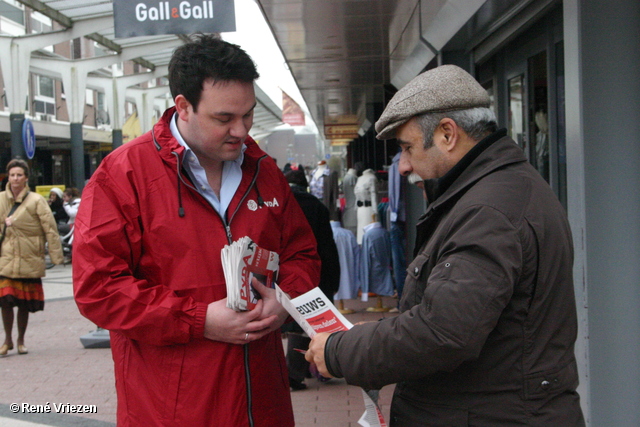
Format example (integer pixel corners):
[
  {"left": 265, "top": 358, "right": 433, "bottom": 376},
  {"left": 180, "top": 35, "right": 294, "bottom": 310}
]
[
  {"left": 325, "top": 130, "right": 585, "bottom": 426},
  {"left": 0, "top": 185, "right": 64, "bottom": 278}
]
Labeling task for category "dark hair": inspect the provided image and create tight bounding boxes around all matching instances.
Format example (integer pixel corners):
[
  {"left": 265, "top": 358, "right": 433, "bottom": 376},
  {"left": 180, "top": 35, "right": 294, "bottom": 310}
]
[
  {"left": 168, "top": 33, "right": 259, "bottom": 112},
  {"left": 284, "top": 169, "right": 308, "bottom": 188},
  {"left": 6, "top": 158, "right": 29, "bottom": 177},
  {"left": 64, "top": 187, "right": 81, "bottom": 199}
]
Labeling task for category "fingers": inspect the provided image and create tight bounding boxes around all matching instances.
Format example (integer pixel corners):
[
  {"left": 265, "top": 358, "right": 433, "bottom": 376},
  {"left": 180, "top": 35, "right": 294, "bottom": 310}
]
[
  {"left": 304, "top": 333, "right": 333, "bottom": 378},
  {"left": 250, "top": 277, "right": 274, "bottom": 299}
]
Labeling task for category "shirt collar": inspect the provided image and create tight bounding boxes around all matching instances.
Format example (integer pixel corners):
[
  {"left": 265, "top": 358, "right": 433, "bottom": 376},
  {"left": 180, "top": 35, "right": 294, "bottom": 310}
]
[
  {"left": 363, "top": 222, "right": 382, "bottom": 234},
  {"left": 170, "top": 112, "right": 246, "bottom": 165}
]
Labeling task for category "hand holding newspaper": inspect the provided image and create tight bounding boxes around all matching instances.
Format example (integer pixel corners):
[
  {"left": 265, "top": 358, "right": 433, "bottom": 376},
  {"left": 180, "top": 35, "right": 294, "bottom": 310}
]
[
  {"left": 275, "top": 285, "right": 388, "bottom": 427},
  {"left": 221, "top": 236, "right": 279, "bottom": 311}
]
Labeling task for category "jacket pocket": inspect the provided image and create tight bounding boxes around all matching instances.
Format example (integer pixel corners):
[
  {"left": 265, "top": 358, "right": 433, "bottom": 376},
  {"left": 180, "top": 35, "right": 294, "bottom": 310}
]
[
  {"left": 391, "top": 395, "right": 468, "bottom": 426},
  {"left": 404, "top": 254, "right": 430, "bottom": 307},
  {"left": 523, "top": 360, "right": 579, "bottom": 400}
]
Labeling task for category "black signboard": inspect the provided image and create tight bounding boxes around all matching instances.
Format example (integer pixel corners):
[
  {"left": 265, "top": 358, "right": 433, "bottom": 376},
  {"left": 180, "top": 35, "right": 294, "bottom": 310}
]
[{"left": 113, "top": 0, "right": 236, "bottom": 38}]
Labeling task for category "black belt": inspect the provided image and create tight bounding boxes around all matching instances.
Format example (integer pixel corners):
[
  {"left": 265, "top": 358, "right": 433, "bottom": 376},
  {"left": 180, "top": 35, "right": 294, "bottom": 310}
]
[{"left": 357, "top": 200, "right": 372, "bottom": 207}]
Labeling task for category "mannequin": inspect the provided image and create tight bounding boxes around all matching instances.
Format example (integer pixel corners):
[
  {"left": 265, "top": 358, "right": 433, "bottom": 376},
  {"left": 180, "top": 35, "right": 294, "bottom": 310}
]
[
  {"left": 309, "top": 161, "right": 328, "bottom": 199},
  {"left": 341, "top": 168, "right": 358, "bottom": 236},
  {"left": 331, "top": 220, "right": 359, "bottom": 314},
  {"left": 353, "top": 169, "right": 378, "bottom": 244},
  {"left": 360, "top": 221, "right": 393, "bottom": 311},
  {"left": 309, "top": 160, "right": 339, "bottom": 220},
  {"left": 313, "top": 161, "right": 327, "bottom": 181}
]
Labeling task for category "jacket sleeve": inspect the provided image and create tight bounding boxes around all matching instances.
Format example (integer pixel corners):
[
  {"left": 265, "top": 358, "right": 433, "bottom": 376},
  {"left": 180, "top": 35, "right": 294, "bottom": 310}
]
[
  {"left": 271, "top": 179, "right": 321, "bottom": 299},
  {"left": 73, "top": 167, "right": 207, "bottom": 346},
  {"left": 325, "top": 205, "right": 522, "bottom": 390},
  {"left": 36, "top": 195, "right": 64, "bottom": 264}
]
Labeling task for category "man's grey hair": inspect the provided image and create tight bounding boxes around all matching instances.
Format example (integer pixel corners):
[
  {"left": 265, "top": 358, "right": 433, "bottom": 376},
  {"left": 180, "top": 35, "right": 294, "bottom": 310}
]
[{"left": 415, "top": 107, "right": 497, "bottom": 149}]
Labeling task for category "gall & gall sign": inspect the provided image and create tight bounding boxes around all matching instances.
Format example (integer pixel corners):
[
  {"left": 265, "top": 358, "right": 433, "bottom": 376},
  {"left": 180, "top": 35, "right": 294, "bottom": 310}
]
[{"left": 113, "top": 0, "right": 236, "bottom": 38}]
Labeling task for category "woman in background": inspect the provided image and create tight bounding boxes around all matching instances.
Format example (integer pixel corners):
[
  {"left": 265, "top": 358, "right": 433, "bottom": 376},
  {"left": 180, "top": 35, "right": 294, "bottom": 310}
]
[
  {"left": 58, "top": 187, "right": 80, "bottom": 236},
  {"left": 0, "top": 159, "right": 63, "bottom": 356},
  {"left": 48, "top": 187, "right": 69, "bottom": 227}
]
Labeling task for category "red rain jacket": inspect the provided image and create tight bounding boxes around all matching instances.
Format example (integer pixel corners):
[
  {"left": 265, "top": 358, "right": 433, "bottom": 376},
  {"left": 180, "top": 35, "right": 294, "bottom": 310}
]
[{"left": 73, "top": 107, "right": 320, "bottom": 426}]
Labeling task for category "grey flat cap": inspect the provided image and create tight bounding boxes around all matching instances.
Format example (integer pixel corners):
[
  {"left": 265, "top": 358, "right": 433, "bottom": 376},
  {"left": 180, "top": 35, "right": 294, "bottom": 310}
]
[{"left": 375, "top": 65, "right": 490, "bottom": 140}]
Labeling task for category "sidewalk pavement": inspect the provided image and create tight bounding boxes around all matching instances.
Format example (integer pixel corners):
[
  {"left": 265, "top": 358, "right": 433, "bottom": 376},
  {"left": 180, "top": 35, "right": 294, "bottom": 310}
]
[{"left": 1, "top": 264, "right": 400, "bottom": 426}]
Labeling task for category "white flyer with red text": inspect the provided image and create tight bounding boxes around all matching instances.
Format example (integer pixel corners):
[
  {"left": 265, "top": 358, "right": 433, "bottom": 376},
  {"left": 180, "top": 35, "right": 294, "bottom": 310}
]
[{"left": 275, "top": 285, "right": 387, "bottom": 427}]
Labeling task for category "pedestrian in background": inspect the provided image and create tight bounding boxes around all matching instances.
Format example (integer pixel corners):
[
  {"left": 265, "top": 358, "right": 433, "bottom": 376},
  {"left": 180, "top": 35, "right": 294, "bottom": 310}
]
[
  {"left": 48, "top": 187, "right": 69, "bottom": 226},
  {"left": 283, "top": 168, "right": 340, "bottom": 390},
  {"left": 58, "top": 187, "right": 80, "bottom": 236},
  {"left": 0, "top": 159, "right": 63, "bottom": 356}
]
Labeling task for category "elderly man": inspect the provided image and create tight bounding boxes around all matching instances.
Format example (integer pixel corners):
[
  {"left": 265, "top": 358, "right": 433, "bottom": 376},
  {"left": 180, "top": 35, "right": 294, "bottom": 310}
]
[{"left": 306, "top": 65, "right": 585, "bottom": 426}]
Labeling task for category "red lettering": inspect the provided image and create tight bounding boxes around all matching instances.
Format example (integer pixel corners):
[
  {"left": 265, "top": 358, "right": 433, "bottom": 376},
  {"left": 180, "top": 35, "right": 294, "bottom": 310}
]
[{"left": 171, "top": 7, "right": 178, "bottom": 18}]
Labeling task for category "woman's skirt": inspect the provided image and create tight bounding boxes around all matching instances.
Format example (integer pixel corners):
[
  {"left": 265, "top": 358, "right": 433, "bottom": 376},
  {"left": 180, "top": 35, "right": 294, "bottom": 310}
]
[{"left": 0, "top": 277, "right": 44, "bottom": 312}]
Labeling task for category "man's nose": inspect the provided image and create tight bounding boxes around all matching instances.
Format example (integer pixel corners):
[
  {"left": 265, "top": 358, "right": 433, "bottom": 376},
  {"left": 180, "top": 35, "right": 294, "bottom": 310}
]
[
  {"left": 229, "top": 118, "right": 250, "bottom": 138},
  {"left": 398, "top": 155, "right": 412, "bottom": 176}
]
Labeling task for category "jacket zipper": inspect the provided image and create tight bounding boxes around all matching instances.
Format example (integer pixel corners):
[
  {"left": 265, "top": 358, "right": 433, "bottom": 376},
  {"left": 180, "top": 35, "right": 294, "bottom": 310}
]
[
  {"left": 167, "top": 136, "right": 271, "bottom": 426},
  {"left": 173, "top": 148, "right": 267, "bottom": 427},
  {"left": 224, "top": 154, "right": 266, "bottom": 427}
]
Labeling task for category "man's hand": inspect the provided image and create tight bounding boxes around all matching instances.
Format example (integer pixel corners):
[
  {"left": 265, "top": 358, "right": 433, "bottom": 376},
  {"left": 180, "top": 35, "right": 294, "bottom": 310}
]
[
  {"left": 305, "top": 332, "right": 334, "bottom": 378},
  {"left": 251, "top": 278, "right": 289, "bottom": 330},
  {"left": 203, "top": 277, "right": 287, "bottom": 344}
]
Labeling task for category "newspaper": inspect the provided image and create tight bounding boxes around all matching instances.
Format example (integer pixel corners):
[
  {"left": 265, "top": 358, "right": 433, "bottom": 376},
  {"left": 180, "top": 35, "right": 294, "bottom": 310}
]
[
  {"left": 275, "top": 285, "right": 387, "bottom": 427},
  {"left": 221, "top": 236, "right": 279, "bottom": 311}
]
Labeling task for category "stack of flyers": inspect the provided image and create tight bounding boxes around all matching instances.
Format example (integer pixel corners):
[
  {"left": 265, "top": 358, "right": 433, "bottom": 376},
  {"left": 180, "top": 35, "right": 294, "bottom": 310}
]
[{"left": 221, "top": 236, "right": 279, "bottom": 311}]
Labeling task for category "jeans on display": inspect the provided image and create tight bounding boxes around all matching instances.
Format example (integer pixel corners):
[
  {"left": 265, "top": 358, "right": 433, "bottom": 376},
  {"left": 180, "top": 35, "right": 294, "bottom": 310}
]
[{"left": 390, "top": 222, "right": 407, "bottom": 304}]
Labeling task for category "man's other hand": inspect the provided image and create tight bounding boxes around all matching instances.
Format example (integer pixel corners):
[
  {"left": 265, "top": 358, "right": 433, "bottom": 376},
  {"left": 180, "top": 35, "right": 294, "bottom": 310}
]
[
  {"left": 251, "top": 277, "right": 289, "bottom": 331},
  {"left": 203, "top": 277, "right": 287, "bottom": 344},
  {"left": 305, "top": 332, "right": 334, "bottom": 378}
]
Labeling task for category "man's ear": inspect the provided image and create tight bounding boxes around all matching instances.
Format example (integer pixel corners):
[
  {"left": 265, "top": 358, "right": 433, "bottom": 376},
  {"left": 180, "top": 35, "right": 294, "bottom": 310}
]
[
  {"left": 174, "top": 94, "right": 192, "bottom": 121},
  {"left": 438, "top": 118, "right": 459, "bottom": 152}
]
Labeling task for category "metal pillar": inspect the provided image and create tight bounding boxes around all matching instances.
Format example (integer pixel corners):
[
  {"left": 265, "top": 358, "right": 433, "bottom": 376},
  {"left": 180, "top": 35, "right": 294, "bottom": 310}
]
[
  {"left": 70, "top": 123, "right": 85, "bottom": 189},
  {"left": 10, "top": 113, "right": 26, "bottom": 160},
  {"left": 112, "top": 129, "right": 123, "bottom": 149}
]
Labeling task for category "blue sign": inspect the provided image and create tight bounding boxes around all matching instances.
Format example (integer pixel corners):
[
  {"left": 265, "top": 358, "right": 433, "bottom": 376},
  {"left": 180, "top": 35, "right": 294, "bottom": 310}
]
[{"left": 22, "top": 118, "right": 36, "bottom": 159}]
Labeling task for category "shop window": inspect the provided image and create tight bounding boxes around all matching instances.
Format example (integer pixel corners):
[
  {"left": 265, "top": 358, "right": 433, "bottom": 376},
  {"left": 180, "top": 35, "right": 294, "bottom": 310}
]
[
  {"left": 34, "top": 75, "right": 56, "bottom": 120},
  {"left": 529, "top": 51, "right": 549, "bottom": 183},
  {"left": 555, "top": 41, "right": 567, "bottom": 209},
  {"left": 508, "top": 75, "right": 525, "bottom": 148},
  {"left": 30, "top": 10, "right": 52, "bottom": 34},
  {"left": 38, "top": 75, "right": 54, "bottom": 98},
  {"left": 0, "top": 1, "right": 24, "bottom": 26},
  {"left": 482, "top": 79, "right": 496, "bottom": 117},
  {"left": 86, "top": 88, "right": 94, "bottom": 106}
]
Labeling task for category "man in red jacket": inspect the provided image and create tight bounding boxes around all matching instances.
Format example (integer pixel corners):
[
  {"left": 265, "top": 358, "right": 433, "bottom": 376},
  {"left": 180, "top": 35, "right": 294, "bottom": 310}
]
[{"left": 73, "top": 34, "right": 320, "bottom": 426}]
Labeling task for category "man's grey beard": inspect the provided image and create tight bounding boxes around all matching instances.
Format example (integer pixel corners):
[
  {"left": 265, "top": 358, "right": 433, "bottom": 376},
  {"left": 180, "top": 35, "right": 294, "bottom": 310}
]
[{"left": 407, "top": 172, "right": 423, "bottom": 185}]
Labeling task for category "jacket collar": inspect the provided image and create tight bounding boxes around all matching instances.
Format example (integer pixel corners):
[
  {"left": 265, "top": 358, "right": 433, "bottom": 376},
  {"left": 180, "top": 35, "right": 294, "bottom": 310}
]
[
  {"left": 4, "top": 184, "right": 31, "bottom": 203},
  {"left": 153, "top": 107, "right": 263, "bottom": 169},
  {"left": 423, "top": 129, "right": 525, "bottom": 208}
]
